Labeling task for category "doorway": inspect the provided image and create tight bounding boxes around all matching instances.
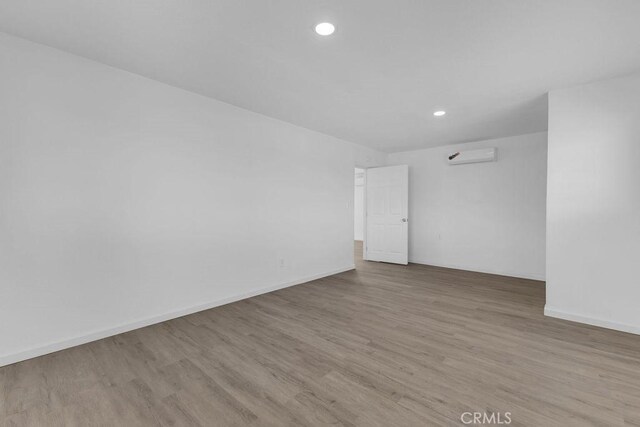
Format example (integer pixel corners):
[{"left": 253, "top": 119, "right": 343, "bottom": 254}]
[
  {"left": 359, "top": 165, "right": 409, "bottom": 265},
  {"left": 354, "top": 168, "right": 365, "bottom": 264}
]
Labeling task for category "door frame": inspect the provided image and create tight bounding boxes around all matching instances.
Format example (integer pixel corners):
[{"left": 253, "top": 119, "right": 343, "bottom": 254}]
[
  {"left": 354, "top": 166, "right": 369, "bottom": 261},
  {"left": 362, "top": 168, "right": 369, "bottom": 261}
]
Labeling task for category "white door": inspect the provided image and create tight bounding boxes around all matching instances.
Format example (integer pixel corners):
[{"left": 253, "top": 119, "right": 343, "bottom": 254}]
[{"left": 365, "top": 165, "right": 408, "bottom": 265}]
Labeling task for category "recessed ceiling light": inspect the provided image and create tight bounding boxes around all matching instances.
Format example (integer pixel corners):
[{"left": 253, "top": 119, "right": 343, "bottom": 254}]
[
  {"left": 315, "top": 22, "right": 335, "bottom": 36},
  {"left": 433, "top": 110, "right": 446, "bottom": 117}
]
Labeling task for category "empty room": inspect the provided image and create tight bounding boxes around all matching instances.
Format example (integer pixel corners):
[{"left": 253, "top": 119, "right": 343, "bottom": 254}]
[{"left": 1, "top": 1, "right": 640, "bottom": 426}]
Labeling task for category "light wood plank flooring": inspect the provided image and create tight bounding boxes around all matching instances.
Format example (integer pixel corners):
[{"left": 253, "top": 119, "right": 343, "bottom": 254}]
[{"left": 2, "top": 241, "right": 640, "bottom": 426}]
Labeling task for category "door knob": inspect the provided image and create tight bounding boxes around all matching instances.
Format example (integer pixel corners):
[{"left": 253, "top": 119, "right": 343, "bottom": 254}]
[{"left": 401, "top": 218, "right": 408, "bottom": 222}]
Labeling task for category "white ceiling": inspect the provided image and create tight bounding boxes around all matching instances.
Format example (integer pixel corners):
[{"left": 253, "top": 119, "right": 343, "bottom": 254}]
[{"left": 1, "top": 1, "right": 639, "bottom": 152}]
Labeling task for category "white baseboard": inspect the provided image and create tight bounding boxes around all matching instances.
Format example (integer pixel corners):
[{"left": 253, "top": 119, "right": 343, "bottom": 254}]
[
  {"left": 544, "top": 305, "right": 640, "bottom": 336},
  {"left": 0, "top": 265, "right": 355, "bottom": 368},
  {"left": 409, "top": 258, "right": 545, "bottom": 282}
]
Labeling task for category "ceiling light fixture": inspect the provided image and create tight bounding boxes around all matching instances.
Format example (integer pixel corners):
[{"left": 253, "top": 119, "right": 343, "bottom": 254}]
[
  {"left": 433, "top": 110, "right": 446, "bottom": 117},
  {"left": 315, "top": 22, "right": 335, "bottom": 36}
]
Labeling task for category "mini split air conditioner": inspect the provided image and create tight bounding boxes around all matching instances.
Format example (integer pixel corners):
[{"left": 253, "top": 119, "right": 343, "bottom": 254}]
[{"left": 448, "top": 147, "right": 497, "bottom": 165}]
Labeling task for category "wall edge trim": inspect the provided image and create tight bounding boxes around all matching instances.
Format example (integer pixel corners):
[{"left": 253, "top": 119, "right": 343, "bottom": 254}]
[
  {"left": 409, "top": 258, "right": 545, "bottom": 281},
  {"left": 544, "top": 305, "right": 640, "bottom": 336},
  {"left": 0, "top": 265, "right": 355, "bottom": 367}
]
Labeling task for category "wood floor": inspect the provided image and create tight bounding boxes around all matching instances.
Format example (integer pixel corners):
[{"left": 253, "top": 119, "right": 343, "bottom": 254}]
[{"left": 2, "top": 242, "right": 640, "bottom": 426}]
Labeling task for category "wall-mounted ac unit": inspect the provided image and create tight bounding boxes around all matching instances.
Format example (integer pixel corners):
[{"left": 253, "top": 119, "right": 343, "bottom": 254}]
[{"left": 448, "top": 147, "right": 497, "bottom": 165}]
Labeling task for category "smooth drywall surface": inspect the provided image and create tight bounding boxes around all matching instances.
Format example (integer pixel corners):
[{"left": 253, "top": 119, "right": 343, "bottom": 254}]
[
  {"left": 546, "top": 72, "right": 640, "bottom": 334},
  {"left": 387, "top": 132, "right": 547, "bottom": 280},
  {"left": 0, "top": 33, "right": 386, "bottom": 366},
  {"left": 354, "top": 168, "right": 365, "bottom": 241}
]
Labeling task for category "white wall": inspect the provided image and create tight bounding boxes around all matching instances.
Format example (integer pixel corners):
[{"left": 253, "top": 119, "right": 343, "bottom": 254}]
[
  {"left": 545, "top": 72, "right": 640, "bottom": 334},
  {"left": 0, "top": 33, "right": 386, "bottom": 366},
  {"left": 354, "top": 168, "right": 365, "bottom": 241},
  {"left": 388, "top": 132, "right": 547, "bottom": 280}
]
